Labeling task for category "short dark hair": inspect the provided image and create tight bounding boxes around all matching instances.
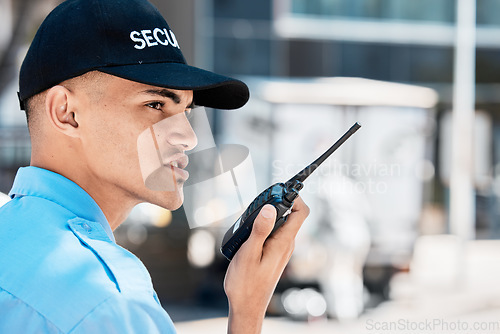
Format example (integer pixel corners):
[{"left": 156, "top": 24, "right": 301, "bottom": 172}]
[
  {"left": 23, "top": 71, "right": 109, "bottom": 131},
  {"left": 23, "top": 94, "right": 42, "bottom": 131}
]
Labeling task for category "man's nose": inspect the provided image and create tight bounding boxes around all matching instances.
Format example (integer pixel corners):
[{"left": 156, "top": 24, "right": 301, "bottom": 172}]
[{"left": 166, "top": 112, "right": 198, "bottom": 150}]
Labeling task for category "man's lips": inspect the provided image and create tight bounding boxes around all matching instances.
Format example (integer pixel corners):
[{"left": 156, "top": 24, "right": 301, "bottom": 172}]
[
  {"left": 168, "top": 153, "right": 188, "bottom": 169},
  {"left": 166, "top": 154, "right": 189, "bottom": 180}
]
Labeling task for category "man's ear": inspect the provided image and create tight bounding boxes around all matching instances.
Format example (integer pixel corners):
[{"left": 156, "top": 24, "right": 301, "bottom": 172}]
[{"left": 45, "top": 85, "right": 79, "bottom": 136}]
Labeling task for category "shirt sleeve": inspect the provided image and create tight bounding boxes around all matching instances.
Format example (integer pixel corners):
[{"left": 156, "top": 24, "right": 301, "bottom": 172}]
[
  {"left": 0, "top": 288, "right": 62, "bottom": 334},
  {"left": 69, "top": 295, "right": 177, "bottom": 334}
]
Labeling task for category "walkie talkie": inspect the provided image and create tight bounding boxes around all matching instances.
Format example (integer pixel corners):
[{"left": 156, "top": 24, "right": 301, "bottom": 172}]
[{"left": 220, "top": 122, "right": 361, "bottom": 261}]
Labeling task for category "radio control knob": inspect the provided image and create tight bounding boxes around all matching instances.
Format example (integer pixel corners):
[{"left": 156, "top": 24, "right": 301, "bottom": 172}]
[{"left": 284, "top": 188, "right": 299, "bottom": 204}]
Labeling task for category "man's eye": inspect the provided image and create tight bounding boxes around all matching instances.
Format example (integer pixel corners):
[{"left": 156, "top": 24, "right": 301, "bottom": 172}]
[{"left": 146, "top": 102, "right": 164, "bottom": 110}]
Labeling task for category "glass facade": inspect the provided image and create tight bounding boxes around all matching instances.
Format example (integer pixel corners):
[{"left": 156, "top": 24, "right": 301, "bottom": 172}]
[
  {"left": 0, "top": 128, "right": 30, "bottom": 193},
  {"left": 291, "top": 0, "right": 500, "bottom": 26},
  {"left": 476, "top": 0, "right": 500, "bottom": 26},
  {"left": 287, "top": 41, "right": 455, "bottom": 83},
  {"left": 285, "top": 42, "right": 500, "bottom": 84},
  {"left": 210, "top": 0, "right": 500, "bottom": 242},
  {"left": 212, "top": 0, "right": 500, "bottom": 83}
]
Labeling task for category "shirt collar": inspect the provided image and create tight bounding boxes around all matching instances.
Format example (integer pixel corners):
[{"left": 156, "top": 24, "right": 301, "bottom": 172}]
[{"left": 9, "top": 166, "right": 115, "bottom": 243}]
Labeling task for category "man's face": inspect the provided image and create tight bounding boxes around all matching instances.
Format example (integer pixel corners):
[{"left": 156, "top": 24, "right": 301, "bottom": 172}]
[{"left": 76, "top": 74, "right": 197, "bottom": 210}]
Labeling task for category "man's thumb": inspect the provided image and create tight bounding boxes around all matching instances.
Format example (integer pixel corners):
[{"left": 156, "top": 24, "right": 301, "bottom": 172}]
[{"left": 250, "top": 204, "right": 276, "bottom": 241}]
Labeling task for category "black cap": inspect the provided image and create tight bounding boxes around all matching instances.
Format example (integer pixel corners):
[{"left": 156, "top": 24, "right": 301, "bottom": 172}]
[{"left": 18, "top": 0, "right": 249, "bottom": 110}]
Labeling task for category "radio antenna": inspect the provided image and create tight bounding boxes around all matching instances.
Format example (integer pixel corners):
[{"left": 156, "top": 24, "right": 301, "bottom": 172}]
[{"left": 286, "top": 122, "right": 361, "bottom": 186}]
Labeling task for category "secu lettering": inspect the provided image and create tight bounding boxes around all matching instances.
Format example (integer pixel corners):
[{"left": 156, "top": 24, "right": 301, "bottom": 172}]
[{"left": 130, "top": 28, "right": 180, "bottom": 50}]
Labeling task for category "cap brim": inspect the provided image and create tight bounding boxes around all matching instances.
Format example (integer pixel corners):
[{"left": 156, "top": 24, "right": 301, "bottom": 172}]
[{"left": 98, "top": 62, "right": 249, "bottom": 110}]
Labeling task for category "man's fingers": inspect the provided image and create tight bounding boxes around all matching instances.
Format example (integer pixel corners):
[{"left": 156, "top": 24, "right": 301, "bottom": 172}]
[
  {"left": 258, "top": 196, "right": 308, "bottom": 267},
  {"left": 237, "top": 204, "right": 276, "bottom": 262},
  {"left": 233, "top": 197, "right": 309, "bottom": 264},
  {"left": 269, "top": 196, "right": 309, "bottom": 241}
]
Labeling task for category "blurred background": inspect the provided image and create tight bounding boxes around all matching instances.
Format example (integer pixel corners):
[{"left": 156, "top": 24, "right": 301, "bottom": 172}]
[{"left": 1, "top": 0, "right": 500, "bottom": 332}]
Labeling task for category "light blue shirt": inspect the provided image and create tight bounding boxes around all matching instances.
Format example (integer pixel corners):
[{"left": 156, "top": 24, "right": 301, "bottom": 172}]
[{"left": 0, "top": 167, "right": 176, "bottom": 333}]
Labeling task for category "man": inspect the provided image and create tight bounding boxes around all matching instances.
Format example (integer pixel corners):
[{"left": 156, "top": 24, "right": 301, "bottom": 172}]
[{"left": 0, "top": 0, "right": 309, "bottom": 333}]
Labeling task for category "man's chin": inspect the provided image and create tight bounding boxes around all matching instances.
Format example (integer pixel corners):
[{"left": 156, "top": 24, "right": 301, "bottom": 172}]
[
  {"left": 167, "top": 195, "right": 184, "bottom": 211},
  {"left": 146, "top": 187, "right": 185, "bottom": 211}
]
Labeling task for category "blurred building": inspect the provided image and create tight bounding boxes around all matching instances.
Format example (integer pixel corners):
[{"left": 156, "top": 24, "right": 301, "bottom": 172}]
[
  {"left": 212, "top": 0, "right": 500, "bottom": 81},
  {"left": 1, "top": 0, "right": 500, "bottom": 317},
  {"left": 206, "top": 0, "right": 500, "bottom": 304},
  {"left": 209, "top": 0, "right": 500, "bottom": 236}
]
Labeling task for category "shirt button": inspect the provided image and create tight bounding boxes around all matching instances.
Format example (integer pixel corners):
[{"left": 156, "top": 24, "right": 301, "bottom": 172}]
[{"left": 82, "top": 223, "right": 92, "bottom": 232}]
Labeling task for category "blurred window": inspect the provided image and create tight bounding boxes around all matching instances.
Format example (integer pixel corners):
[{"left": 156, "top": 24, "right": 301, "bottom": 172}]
[
  {"left": 477, "top": 0, "right": 500, "bottom": 26},
  {"left": 290, "top": 0, "right": 500, "bottom": 27},
  {"left": 290, "top": 0, "right": 455, "bottom": 23},
  {"left": 286, "top": 41, "right": 454, "bottom": 83},
  {"left": 0, "top": 129, "right": 31, "bottom": 169},
  {"left": 213, "top": 37, "right": 271, "bottom": 76}
]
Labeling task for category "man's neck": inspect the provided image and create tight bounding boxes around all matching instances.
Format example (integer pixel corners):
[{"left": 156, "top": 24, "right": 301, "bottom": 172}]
[{"left": 30, "top": 157, "right": 137, "bottom": 231}]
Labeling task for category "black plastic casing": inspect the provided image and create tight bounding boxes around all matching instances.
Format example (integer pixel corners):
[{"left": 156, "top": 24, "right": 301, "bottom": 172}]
[{"left": 220, "top": 182, "right": 299, "bottom": 261}]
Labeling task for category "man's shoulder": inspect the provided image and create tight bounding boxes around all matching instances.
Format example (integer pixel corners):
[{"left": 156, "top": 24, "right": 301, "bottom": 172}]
[
  {"left": 0, "top": 191, "right": 75, "bottom": 228},
  {"left": 0, "top": 196, "right": 121, "bottom": 332}
]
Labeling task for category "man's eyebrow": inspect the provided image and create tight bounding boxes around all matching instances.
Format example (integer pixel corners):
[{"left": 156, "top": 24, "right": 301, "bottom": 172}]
[{"left": 141, "top": 89, "right": 181, "bottom": 104}]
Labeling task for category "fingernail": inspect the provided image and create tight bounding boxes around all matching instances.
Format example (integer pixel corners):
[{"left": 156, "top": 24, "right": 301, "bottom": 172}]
[{"left": 261, "top": 205, "right": 274, "bottom": 219}]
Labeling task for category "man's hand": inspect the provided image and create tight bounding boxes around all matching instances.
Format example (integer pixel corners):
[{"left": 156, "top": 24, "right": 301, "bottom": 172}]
[{"left": 224, "top": 197, "right": 309, "bottom": 334}]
